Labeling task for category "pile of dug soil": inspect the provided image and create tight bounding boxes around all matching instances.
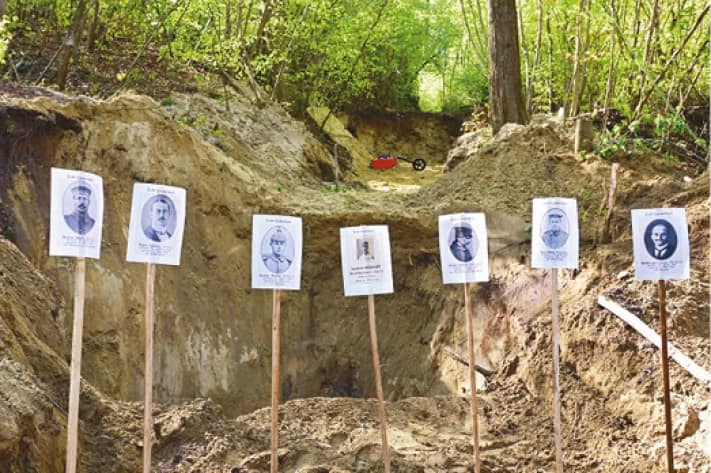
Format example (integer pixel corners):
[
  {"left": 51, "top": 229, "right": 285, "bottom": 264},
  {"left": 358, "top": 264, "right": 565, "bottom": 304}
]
[{"left": 0, "top": 86, "right": 708, "bottom": 472}]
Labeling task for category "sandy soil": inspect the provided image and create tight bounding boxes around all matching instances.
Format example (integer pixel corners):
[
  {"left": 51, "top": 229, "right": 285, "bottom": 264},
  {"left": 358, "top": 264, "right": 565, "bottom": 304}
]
[{"left": 0, "top": 88, "right": 708, "bottom": 473}]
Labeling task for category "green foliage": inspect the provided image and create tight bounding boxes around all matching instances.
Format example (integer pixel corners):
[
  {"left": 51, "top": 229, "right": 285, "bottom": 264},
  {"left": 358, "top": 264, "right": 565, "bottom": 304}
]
[
  {"left": 3, "top": 0, "right": 707, "bottom": 121},
  {"left": 2, "top": 228, "right": 16, "bottom": 242},
  {"left": 0, "top": 17, "right": 13, "bottom": 65}
]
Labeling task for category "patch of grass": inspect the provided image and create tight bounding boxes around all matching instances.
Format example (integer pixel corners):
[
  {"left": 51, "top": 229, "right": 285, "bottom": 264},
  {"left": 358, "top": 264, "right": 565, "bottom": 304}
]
[{"left": 3, "top": 228, "right": 16, "bottom": 242}]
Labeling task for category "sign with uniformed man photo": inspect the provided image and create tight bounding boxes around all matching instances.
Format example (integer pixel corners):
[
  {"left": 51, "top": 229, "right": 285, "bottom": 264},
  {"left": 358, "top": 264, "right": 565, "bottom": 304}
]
[
  {"left": 49, "top": 168, "right": 104, "bottom": 259},
  {"left": 251, "top": 214, "right": 303, "bottom": 290},
  {"left": 531, "top": 198, "right": 579, "bottom": 269}
]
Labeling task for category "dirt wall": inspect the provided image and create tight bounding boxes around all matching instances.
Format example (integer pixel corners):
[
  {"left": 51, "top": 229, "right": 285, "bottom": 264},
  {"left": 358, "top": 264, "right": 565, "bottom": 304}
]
[
  {"left": 342, "top": 110, "right": 462, "bottom": 165},
  {"left": 0, "top": 94, "right": 515, "bottom": 421}
]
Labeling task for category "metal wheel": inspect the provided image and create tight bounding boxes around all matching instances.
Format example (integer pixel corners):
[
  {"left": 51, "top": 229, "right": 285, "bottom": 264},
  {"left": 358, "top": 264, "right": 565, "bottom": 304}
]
[{"left": 412, "top": 158, "right": 426, "bottom": 171}]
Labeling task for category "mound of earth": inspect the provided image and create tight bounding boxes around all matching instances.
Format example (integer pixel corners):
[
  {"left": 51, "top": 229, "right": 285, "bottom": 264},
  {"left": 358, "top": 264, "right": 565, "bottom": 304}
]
[{"left": 0, "top": 85, "right": 708, "bottom": 472}]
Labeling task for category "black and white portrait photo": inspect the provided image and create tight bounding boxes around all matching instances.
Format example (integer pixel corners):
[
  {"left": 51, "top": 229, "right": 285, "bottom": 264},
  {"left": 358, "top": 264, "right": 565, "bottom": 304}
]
[
  {"left": 141, "top": 194, "right": 177, "bottom": 242},
  {"left": 356, "top": 238, "right": 375, "bottom": 262},
  {"left": 251, "top": 215, "right": 302, "bottom": 290},
  {"left": 540, "top": 208, "right": 569, "bottom": 249},
  {"left": 631, "top": 208, "right": 689, "bottom": 281},
  {"left": 448, "top": 224, "right": 478, "bottom": 262},
  {"left": 531, "top": 198, "right": 579, "bottom": 270},
  {"left": 50, "top": 168, "right": 104, "bottom": 259},
  {"left": 126, "top": 183, "right": 187, "bottom": 266},
  {"left": 438, "top": 213, "right": 489, "bottom": 284},
  {"left": 261, "top": 225, "right": 295, "bottom": 274},
  {"left": 63, "top": 180, "right": 96, "bottom": 235},
  {"left": 643, "top": 219, "right": 678, "bottom": 260}
]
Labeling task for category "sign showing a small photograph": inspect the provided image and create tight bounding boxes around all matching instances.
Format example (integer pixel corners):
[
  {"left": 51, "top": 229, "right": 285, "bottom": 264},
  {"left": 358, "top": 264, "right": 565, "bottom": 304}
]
[
  {"left": 126, "top": 183, "right": 186, "bottom": 266},
  {"left": 251, "top": 215, "right": 303, "bottom": 290},
  {"left": 340, "top": 225, "right": 394, "bottom": 296},
  {"left": 49, "top": 168, "right": 104, "bottom": 259},
  {"left": 438, "top": 213, "right": 489, "bottom": 284},
  {"left": 531, "top": 198, "right": 579, "bottom": 269},
  {"left": 632, "top": 208, "right": 689, "bottom": 280}
]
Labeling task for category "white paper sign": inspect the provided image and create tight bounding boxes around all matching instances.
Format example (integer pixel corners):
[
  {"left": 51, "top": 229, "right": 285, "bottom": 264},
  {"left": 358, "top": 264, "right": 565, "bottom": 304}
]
[
  {"left": 126, "top": 183, "right": 186, "bottom": 266},
  {"left": 531, "top": 198, "right": 579, "bottom": 269},
  {"left": 632, "top": 208, "right": 689, "bottom": 280},
  {"left": 251, "top": 215, "right": 303, "bottom": 290},
  {"left": 49, "top": 168, "right": 104, "bottom": 259},
  {"left": 340, "top": 225, "right": 394, "bottom": 296},
  {"left": 438, "top": 213, "right": 489, "bottom": 284}
]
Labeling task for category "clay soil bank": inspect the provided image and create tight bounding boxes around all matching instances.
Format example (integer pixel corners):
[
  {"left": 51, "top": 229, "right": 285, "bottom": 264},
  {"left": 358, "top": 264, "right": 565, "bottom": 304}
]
[{"left": 0, "top": 86, "right": 708, "bottom": 472}]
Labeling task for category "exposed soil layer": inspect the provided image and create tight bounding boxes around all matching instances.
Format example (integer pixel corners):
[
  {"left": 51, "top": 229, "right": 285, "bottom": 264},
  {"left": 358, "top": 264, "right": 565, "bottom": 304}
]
[{"left": 0, "top": 87, "right": 708, "bottom": 472}]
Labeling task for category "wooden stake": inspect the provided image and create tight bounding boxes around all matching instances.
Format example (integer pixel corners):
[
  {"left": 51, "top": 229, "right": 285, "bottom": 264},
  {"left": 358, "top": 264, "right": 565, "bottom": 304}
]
[
  {"left": 368, "top": 294, "right": 391, "bottom": 473},
  {"left": 601, "top": 162, "right": 619, "bottom": 243},
  {"left": 271, "top": 288, "right": 282, "bottom": 473},
  {"left": 65, "top": 257, "right": 86, "bottom": 473},
  {"left": 464, "top": 282, "right": 481, "bottom": 473},
  {"left": 658, "top": 280, "right": 675, "bottom": 473},
  {"left": 551, "top": 269, "right": 563, "bottom": 473},
  {"left": 143, "top": 263, "right": 156, "bottom": 473}
]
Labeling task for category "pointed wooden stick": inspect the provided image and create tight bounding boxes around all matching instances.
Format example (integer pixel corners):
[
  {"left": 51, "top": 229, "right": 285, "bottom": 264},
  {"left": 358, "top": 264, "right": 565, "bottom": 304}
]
[
  {"left": 551, "top": 269, "right": 563, "bottom": 473},
  {"left": 658, "top": 280, "right": 674, "bottom": 473},
  {"left": 464, "top": 282, "right": 481, "bottom": 473},
  {"left": 368, "top": 294, "right": 391, "bottom": 473},
  {"left": 65, "top": 257, "right": 86, "bottom": 473},
  {"left": 271, "top": 288, "right": 282, "bottom": 473},
  {"left": 143, "top": 263, "right": 156, "bottom": 473}
]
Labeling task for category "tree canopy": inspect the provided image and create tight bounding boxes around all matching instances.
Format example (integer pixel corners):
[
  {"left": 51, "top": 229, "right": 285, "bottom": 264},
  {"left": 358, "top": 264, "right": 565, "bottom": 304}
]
[{"left": 2, "top": 0, "right": 708, "bottom": 123}]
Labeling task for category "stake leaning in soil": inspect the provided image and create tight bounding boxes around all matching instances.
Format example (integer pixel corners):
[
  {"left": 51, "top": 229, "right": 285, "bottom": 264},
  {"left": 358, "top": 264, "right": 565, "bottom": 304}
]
[
  {"left": 464, "top": 282, "right": 481, "bottom": 473},
  {"left": 65, "top": 257, "right": 86, "bottom": 473},
  {"left": 143, "top": 263, "right": 156, "bottom": 473},
  {"left": 368, "top": 294, "right": 391, "bottom": 473},
  {"left": 551, "top": 269, "right": 563, "bottom": 473},
  {"left": 658, "top": 280, "right": 674, "bottom": 473},
  {"left": 271, "top": 288, "right": 282, "bottom": 473}
]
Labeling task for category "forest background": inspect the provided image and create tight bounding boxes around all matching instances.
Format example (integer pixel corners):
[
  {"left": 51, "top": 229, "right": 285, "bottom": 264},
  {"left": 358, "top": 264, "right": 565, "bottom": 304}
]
[{"left": 0, "top": 0, "right": 708, "bottom": 159}]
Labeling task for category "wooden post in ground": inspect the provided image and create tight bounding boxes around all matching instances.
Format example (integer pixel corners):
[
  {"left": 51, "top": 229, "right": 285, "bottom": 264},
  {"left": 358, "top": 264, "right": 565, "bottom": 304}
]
[
  {"left": 271, "top": 289, "right": 282, "bottom": 473},
  {"left": 65, "top": 257, "right": 86, "bottom": 473},
  {"left": 368, "top": 294, "right": 391, "bottom": 473},
  {"left": 464, "top": 282, "right": 481, "bottom": 473},
  {"left": 551, "top": 269, "right": 563, "bottom": 473},
  {"left": 658, "top": 280, "right": 675, "bottom": 473},
  {"left": 601, "top": 163, "right": 619, "bottom": 243},
  {"left": 143, "top": 263, "right": 156, "bottom": 473}
]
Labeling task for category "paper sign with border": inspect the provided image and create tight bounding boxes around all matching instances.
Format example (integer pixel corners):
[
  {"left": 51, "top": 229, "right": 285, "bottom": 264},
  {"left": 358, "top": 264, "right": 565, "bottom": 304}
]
[
  {"left": 251, "top": 214, "right": 303, "bottom": 290},
  {"left": 632, "top": 208, "right": 689, "bottom": 280},
  {"left": 439, "top": 213, "right": 489, "bottom": 284},
  {"left": 531, "top": 197, "right": 579, "bottom": 269},
  {"left": 126, "top": 183, "right": 186, "bottom": 266},
  {"left": 340, "top": 225, "right": 394, "bottom": 296},
  {"left": 49, "top": 167, "right": 104, "bottom": 259}
]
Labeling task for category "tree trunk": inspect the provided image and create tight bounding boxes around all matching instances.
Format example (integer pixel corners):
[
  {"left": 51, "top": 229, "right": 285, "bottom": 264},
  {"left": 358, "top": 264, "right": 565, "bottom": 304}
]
[
  {"left": 528, "top": 0, "right": 543, "bottom": 114},
  {"left": 225, "top": 0, "right": 232, "bottom": 39},
  {"left": 602, "top": 35, "right": 617, "bottom": 130},
  {"left": 0, "top": 0, "right": 6, "bottom": 18},
  {"left": 488, "top": 0, "right": 527, "bottom": 134},
  {"left": 518, "top": 6, "right": 531, "bottom": 115},
  {"left": 637, "top": 0, "right": 660, "bottom": 97},
  {"left": 569, "top": 0, "right": 586, "bottom": 117},
  {"left": 546, "top": 14, "right": 554, "bottom": 112},
  {"left": 86, "top": 0, "right": 101, "bottom": 53},
  {"left": 55, "top": 0, "right": 89, "bottom": 90}
]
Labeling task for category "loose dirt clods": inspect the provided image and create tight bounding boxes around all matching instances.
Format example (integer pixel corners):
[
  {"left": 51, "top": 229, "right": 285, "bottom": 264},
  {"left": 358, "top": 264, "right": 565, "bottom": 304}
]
[{"left": 0, "top": 85, "right": 708, "bottom": 472}]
